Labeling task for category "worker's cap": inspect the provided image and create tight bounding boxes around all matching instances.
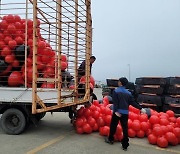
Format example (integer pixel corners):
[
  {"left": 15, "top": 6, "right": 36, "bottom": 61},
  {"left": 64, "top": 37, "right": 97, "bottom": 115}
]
[{"left": 119, "top": 77, "right": 128, "bottom": 86}]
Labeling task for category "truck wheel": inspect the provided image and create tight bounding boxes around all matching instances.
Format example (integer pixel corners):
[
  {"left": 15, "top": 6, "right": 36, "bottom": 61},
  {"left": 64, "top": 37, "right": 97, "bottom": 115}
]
[
  {"left": 35, "top": 112, "right": 46, "bottom": 121},
  {"left": 0, "top": 108, "right": 26, "bottom": 135}
]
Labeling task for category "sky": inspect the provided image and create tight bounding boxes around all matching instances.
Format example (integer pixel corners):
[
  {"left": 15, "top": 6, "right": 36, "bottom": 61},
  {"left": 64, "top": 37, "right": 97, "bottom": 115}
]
[{"left": 91, "top": 0, "right": 180, "bottom": 83}]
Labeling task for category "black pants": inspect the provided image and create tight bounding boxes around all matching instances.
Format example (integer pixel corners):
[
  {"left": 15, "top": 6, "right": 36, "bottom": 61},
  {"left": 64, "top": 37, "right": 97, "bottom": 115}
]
[{"left": 108, "top": 113, "right": 129, "bottom": 148}]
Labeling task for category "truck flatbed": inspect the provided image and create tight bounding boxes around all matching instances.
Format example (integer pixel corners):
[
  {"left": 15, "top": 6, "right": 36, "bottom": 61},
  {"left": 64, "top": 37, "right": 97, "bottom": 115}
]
[{"left": 0, "top": 87, "right": 74, "bottom": 104}]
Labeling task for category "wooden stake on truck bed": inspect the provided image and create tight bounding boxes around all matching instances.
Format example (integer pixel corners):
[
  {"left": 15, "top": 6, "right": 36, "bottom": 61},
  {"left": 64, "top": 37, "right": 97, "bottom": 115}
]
[
  {"left": 57, "top": 0, "right": 62, "bottom": 106},
  {"left": 32, "top": 0, "right": 38, "bottom": 114},
  {"left": 29, "top": 0, "right": 92, "bottom": 113}
]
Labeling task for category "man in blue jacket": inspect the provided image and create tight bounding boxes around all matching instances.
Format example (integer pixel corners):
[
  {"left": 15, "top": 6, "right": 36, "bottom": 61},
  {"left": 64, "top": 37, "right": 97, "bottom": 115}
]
[{"left": 105, "top": 77, "right": 146, "bottom": 151}]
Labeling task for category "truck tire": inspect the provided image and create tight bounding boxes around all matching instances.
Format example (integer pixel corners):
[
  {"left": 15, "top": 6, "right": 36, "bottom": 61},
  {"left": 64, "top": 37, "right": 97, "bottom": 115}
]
[
  {"left": 0, "top": 108, "right": 26, "bottom": 135},
  {"left": 35, "top": 112, "right": 46, "bottom": 121}
]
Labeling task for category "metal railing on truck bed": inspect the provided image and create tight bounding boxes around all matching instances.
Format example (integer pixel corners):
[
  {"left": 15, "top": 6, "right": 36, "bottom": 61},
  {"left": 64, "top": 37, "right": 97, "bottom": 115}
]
[{"left": 0, "top": 0, "right": 92, "bottom": 114}]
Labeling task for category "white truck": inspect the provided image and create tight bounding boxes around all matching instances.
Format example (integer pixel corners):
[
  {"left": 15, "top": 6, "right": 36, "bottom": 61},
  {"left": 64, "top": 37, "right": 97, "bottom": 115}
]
[{"left": 0, "top": 0, "right": 93, "bottom": 134}]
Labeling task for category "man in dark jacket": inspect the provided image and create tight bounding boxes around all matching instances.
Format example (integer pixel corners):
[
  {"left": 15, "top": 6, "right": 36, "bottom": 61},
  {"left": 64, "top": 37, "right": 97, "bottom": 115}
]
[
  {"left": 78, "top": 56, "right": 96, "bottom": 80},
  {"left": 105, "top": 77, "right": 146, "bottom": 151}
]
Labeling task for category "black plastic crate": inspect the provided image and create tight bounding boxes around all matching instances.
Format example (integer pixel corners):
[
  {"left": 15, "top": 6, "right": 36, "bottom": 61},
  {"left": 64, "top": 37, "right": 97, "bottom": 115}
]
[
  {"left": 106, "top": 79, "right": 118, "bottom": 87},
  {"left": 135, "top": 77, "right": 166, "bottom": 85},
  {"left": 125, "top": 82, "right": 136, "bottom": 96},
  {"left": 164, "top": 96, "right": 180, "bottom": 105},
  {"left": 104, "top": 81, "right": 136, "bottom": 97},
  {"left": 140, "top": 103, "right": 161, "bottom": 112},
  {"left": 126, "top": 82, "right": 135, "bottom": 90},
  {"left": 137, "top": 94, "right": 162, "bottom": 106},
  {"left": 102, "top": 87, "right": 114, "bottom": 97},
  {"left": 164, "top": 85, "right": 180, "bottom": 95},
  {"left": 166, "top": 77, "right": 180, "bottom": 85},
  {"left": 136, "top": 85, "right": 164, "bottom": 95},
  {"left": 163, "top": 104, "right": 180, "bottom": 114}
]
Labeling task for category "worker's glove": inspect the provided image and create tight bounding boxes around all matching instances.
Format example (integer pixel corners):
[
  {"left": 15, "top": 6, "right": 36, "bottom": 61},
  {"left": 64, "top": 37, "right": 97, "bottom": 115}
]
[{"left": 141, "top": 108, "right": 146, "bottom": 114}]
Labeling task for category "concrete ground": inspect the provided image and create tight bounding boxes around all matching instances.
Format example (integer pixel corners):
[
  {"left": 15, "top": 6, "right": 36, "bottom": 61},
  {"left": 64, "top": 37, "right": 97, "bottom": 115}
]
[{"left": 0, "top": 88, "right": 180, "bottom": 154}]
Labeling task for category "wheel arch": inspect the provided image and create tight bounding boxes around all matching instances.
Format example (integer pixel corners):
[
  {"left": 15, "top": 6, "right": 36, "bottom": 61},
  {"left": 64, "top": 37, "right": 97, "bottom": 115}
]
[{"left": 0, "top": 103, "right": 31, "bottom": 118}]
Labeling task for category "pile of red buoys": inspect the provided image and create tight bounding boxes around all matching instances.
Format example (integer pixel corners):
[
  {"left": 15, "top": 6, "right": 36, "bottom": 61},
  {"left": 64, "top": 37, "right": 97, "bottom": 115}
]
[
  {"left": 0, "top": 14, "right": 68, "bottom": 87},
  {"left": 75, "top": 96, "right": 180, "bottom": 148}
]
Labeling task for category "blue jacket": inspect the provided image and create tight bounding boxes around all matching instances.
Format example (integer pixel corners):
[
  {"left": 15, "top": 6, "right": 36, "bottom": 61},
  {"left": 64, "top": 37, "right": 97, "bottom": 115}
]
[{"left": 112, "top": 86, "right": 142, "bottom": 114}]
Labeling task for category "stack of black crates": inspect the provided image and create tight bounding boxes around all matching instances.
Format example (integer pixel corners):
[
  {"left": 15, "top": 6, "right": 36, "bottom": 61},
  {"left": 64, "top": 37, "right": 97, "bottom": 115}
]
[
  {"left": 104, "top": 79, "right": 136, "bottom": 97},
  {"left": 103, "top": 77, "right": 180, "bottom": 115},
  {"left": 163, "top": 77, "right": 180, "bottom": 114},
  {"left": 136, "top": 77, "right": 180, "bottom": 115},
  {"left": 136, "top": 77, "right": 166, "bottom": 111}
]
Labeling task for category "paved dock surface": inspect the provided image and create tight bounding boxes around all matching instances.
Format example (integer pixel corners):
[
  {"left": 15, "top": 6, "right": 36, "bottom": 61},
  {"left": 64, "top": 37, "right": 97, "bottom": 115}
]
[{"left": 0, "top": 88, "right": 179, "bottom": 154}]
